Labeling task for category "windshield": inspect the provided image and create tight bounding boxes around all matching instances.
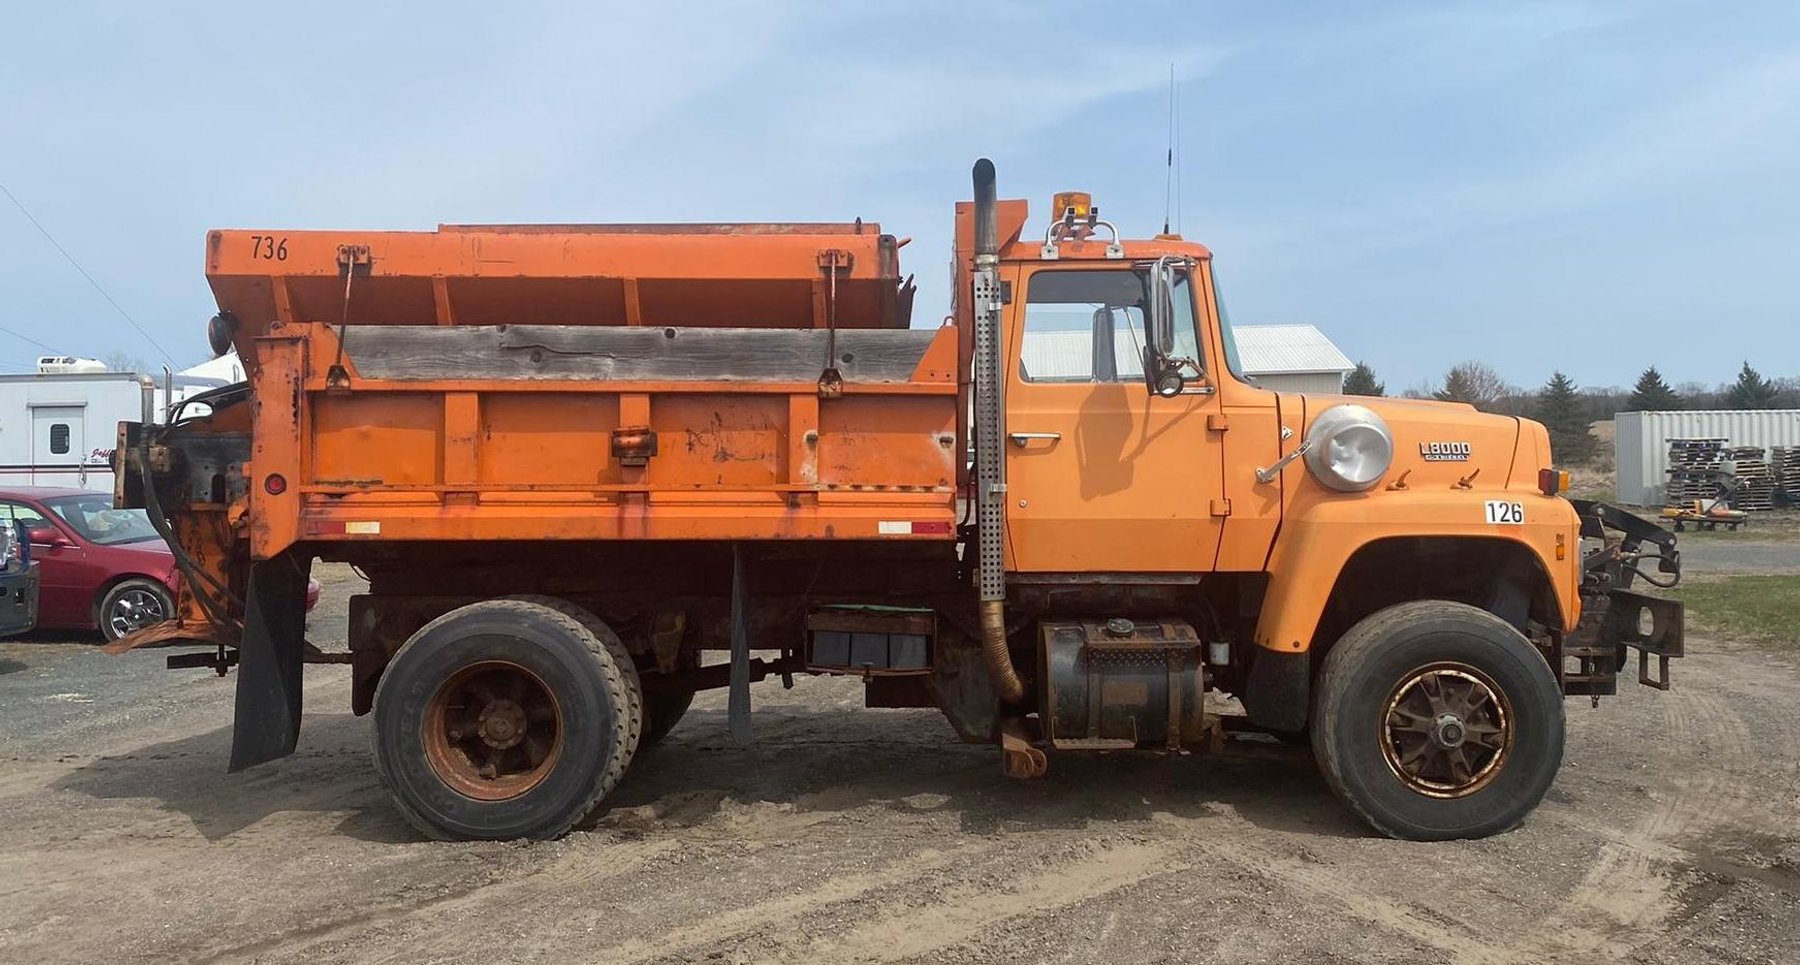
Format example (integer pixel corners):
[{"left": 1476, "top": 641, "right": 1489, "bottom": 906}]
[
  {"left": 1018, "top": 268, "right": 1202, "bottom": 382},
  {"left": 1213, "top": 271, "right": 1246, "bottom": 379},
  {"left": 44, "top": 495, "right": 162, "bottom": 546}
]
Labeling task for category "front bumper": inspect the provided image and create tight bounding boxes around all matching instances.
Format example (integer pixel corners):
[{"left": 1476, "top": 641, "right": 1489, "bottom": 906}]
[{"left": 0, "top": 562, "right": 40, "bottom": 638}]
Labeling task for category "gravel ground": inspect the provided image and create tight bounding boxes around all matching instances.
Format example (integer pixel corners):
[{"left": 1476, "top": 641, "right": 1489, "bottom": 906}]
[{"left": 1, "top": 555, "right": 1796, "bottom": 965}]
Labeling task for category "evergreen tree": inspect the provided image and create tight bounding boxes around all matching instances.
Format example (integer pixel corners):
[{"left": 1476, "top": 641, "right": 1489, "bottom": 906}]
[
  {"left": 1343, "top": 361, "right": 1385, "bottom": 397},
  {"left": 1626, "top": 366, "right": 1682, "bottom": 411},
  {"left": 1535, "top": 371, "right": 1596, "bottom": 465},
  {"left": 1724, "top": 361, "right": 1779, "bottom": 409}
]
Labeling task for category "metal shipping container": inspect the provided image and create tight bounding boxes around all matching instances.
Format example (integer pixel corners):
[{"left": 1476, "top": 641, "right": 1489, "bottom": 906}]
[{"left": 1614, "top": 409, "right": 1800, "bottom": 505}]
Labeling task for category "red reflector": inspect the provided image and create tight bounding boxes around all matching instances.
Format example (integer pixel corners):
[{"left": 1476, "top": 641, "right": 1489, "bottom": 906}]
[
  {"left": 911, "top": 520, "right": 953, "bottom": 535},
  {"left": 264, "top": 474, "right": 287, "bottom": 495},
  {"left": 308, "top": 520, "right": 347, "bottom": 536}
]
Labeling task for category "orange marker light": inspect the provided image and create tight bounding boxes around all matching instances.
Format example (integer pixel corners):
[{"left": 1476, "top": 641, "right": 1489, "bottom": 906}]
[
  {"left": 1537, "top": 469, "right": 1570, "bottom": 496},
  {"left": 1052, "top": 191, "right": 1092, "bottom": 222}
]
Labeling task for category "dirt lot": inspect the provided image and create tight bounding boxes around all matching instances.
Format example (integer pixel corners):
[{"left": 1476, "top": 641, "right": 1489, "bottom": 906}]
[{"left": 2, "top": 552, "right": 1798, "bottom": 965}]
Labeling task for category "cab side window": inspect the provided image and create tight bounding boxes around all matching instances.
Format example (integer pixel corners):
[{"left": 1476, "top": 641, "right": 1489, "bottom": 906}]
[{"left": 1018, "top": 269, "right": 1201, "bottom": 383}]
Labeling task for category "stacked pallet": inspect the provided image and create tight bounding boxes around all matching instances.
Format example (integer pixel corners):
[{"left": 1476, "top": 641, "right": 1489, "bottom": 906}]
[
  {"left": 1723, "top": 446, "right": 1775, "bottom": 511},
  {"left": 1664, "top": 438, "right": 1727, "bottom": 505},
  {"left": 1775, "top": 447, "right": 1800, "bottom": 502}
]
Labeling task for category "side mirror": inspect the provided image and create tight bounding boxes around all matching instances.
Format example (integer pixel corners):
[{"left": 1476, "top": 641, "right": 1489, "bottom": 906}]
[
  {"left": 28, "top": 527, "right": 69, "bottom": 548},
  {"left": 1143, "top": 256, "right": 1183, "bottom": 397},
  {"left": 1146, "top": 256, "right": 1175, "bottom": 354}
]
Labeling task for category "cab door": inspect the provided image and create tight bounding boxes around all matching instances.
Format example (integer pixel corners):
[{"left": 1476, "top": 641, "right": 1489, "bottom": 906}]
[{"left": 1002, "top": 264, "right": 1224, "bottom": 573}]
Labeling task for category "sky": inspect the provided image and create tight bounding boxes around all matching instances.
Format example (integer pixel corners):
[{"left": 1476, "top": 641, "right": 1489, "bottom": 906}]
[{"left": 2, "top": 1, "right": 1796, "bottom": 391}]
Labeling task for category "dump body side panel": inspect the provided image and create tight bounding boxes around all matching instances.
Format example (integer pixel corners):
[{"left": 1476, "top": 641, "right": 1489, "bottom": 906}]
[{"left": 240, "top": 322, "right": 957, "bottom": 561}]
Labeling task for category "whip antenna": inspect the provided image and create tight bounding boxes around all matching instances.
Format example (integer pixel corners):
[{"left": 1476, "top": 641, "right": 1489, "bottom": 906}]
[{"left": 1163, "top": 64, "right": 1176, "bottom": 235}]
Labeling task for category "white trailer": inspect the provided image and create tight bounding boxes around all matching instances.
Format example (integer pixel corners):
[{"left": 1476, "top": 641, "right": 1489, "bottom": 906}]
[{"left": 0, "top": 370, "right": 232, "bottom": 492}]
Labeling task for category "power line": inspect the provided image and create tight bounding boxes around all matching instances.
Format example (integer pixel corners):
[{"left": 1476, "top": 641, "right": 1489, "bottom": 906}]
[
  {"left": 0, "top": 325, "right": 55, "bottom": 353},
  {"left": 0, "top": 181, "right": 176, "bottom": 365}
]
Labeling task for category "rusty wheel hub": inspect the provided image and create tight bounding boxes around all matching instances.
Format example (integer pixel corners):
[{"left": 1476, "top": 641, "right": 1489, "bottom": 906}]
[
  {"left": 1381, "top": 664, "right": 1511, "bottom": 799},
  {"left": 424, "top": 661, "right": 563, "bottom": 801}
]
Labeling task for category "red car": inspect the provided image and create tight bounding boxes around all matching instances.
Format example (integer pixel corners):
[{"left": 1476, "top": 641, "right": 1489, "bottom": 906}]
[{"left": 0, "top": 486, "right": 318, "bottom": 641}]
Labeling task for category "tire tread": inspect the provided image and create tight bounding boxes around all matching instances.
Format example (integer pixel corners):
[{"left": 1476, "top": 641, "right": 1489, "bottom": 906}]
[
  {"left": 1311, "top": 599, "right": 1564, "bottom": 841},
  {"left": 371, "top": 598, "right": 643, "bottom": 841}
]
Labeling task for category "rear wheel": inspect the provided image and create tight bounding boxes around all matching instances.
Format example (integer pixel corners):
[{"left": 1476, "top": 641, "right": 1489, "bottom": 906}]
[
  {"left": 371, "top": 599, "right": 642, "bottom": 841},
  {"left": 98, "top": 578, "right": 173, "bottom": 642},
  {"left": 1311, "top": 600, "right": 1564, "bottom": 841}
]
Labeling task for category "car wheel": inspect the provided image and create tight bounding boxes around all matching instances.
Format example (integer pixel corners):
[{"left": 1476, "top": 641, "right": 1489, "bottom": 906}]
[
  {"left": 98, "top": 578, "right": 174, "bottom": 642},
  {"left": 371, "top": 599, "right": 643, "bottom": 841},
  {"left": 1311, "top": 599, "right": 1564, "bottom": 841}
]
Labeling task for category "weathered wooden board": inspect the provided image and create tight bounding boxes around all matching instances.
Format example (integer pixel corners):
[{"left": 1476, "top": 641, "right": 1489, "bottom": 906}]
[{"left": 343, "top": 325, "right": 939, "bottom": 382}]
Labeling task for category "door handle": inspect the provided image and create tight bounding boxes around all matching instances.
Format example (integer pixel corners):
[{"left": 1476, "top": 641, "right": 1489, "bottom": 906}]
[{"left": 1009, "top": 432, "right": 1062, "bottom": 448}]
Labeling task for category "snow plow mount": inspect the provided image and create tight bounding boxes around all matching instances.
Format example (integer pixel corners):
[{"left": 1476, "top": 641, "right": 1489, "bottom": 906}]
[{"left": 1564, "top": 500, "right": 1684, "bottom": 695}]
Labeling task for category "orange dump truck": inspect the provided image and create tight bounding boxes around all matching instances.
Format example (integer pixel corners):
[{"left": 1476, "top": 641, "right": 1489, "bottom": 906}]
[{"left": 114, "top": 161, "right": 1684, "bottom": 841}]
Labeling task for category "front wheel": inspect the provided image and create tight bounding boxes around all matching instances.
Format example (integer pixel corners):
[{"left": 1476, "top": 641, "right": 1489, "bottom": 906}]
[
  {"left": 1311, "top": 600, "right": 1564, "bottom": 841},
  {"left": 98, "top": 578, "right": 173, "bottom": 642},
  {"left": 371, "top": 599, "right": 643, "bottom": 841}
]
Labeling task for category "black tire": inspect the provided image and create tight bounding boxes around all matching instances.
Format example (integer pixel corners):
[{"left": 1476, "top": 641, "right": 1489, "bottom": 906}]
[
  {"left": 503, "top": 595, "right": 644, "bottom": 768},
  {"left": 97, "top": 577, "right": 174, "bottom": 642},
  {"left": 641, "top": 691, "right": 695, "bottom": 747},
  {"left": 1270, "top": 727, "right": 1311, "bottom": 747},
  {"left": 371, "top": 599, "right": 642, "bottom": 841},
  {"left": 1311, "top": 599, "right": 1564, "bottom": 841}
]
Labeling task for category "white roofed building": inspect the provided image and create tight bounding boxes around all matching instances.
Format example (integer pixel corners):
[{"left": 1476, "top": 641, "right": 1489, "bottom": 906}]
[{"left": 1232, "top": 324, "right": 1354, "bottom": 393}]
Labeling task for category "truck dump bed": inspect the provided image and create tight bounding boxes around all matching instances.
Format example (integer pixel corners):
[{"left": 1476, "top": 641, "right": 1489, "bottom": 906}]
[{"left": 202, "top": 223, "right": 958, "bottom": 559}]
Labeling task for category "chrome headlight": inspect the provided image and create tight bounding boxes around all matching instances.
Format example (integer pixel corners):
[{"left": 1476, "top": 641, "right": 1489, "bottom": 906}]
[{"left": 1303, "top": 404, "right": 1393, "bottom": 492}]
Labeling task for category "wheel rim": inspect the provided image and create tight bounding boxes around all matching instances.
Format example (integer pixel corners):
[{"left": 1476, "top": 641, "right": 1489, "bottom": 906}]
[
  {"left": 108, "top": 588, "right": 167, "bottom": 638},
  {"left": 423, "top": 660, "right": 564, "bottom": 801},
  {"left": 1381, "top": 662, "right": 1512, "bottom": 799}
]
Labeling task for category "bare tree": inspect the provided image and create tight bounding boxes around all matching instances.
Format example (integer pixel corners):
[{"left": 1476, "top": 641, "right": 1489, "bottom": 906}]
[
  {"left": 1432, "top": 361, "right": 1509, "bottom": 410},
  {"left": 103, "top": 351, "right": 150, "bottom": 374}
]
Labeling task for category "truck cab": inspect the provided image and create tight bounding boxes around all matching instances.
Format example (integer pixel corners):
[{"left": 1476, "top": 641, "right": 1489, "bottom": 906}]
[{"left": 112, "top": 160, "right": 1684, "bottom": 843}]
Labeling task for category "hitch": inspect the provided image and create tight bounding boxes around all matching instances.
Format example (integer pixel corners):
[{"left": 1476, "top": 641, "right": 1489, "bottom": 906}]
[{"left": 167, "top": 646, "right": 239, "bottom": 676}]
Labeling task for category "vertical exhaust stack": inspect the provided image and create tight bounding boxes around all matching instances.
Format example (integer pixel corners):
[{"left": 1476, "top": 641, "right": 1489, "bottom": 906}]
[{"left": 970, "top": 159, "right": 1026, "bottom": 706}]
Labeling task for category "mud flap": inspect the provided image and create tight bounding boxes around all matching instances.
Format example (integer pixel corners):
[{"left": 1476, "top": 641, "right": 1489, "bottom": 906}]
[
  {"left": 229, "top": 553, "right": 311, "bottom": 771},
  {"left": 728, "top": 542, "right": 752, "bottom": 745}
]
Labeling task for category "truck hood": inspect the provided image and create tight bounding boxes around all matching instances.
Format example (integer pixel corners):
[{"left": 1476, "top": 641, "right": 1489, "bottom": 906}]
[{"left": 1285, "top": 393, "right": 1543, "bottom": 492}]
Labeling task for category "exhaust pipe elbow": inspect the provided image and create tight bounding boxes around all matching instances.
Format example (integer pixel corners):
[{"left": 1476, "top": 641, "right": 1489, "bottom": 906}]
[{"left": 980, "top": 600, "right": 1026, "bottom": 706}]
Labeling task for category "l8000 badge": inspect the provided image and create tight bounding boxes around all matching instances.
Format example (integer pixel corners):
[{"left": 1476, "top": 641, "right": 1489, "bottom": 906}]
[{"left": 1419, "top": 441, "right": 1471, "bottom": 461}]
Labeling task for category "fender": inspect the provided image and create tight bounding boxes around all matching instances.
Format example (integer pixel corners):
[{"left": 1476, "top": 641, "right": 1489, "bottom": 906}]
[{"left": 1252, "top": 487, "right": 1582, "bottom": 655}]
